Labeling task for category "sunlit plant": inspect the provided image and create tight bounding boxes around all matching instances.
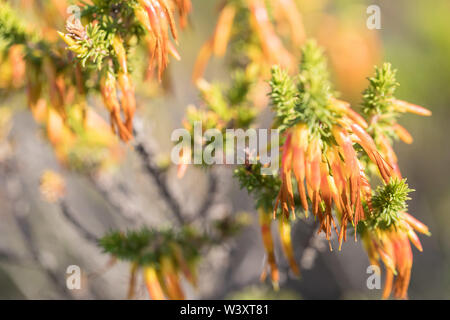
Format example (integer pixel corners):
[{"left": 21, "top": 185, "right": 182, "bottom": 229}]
[{"left": 0, "top": 0, "right": 432, "bottom": 300}]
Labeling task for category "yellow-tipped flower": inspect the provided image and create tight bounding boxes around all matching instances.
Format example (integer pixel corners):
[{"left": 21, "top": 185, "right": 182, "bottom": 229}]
[{"left": 144, "top": 266, "right": 167, "bottom": 300}]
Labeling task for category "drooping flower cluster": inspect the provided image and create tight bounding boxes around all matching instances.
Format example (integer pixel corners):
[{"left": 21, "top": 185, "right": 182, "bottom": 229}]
[
  {"left": 100, "top": 228, "right": 203, "bottom": 299},
  {"left": 235, "top": 40, "right": 431, "bottom": 298},
  {"left": 361, "top": 63, "right": 431, "bottom": 179},
  {"left": 357, "top": 63, "right": 432, "bottom": 299},
  {"left": 59, "top": 0, "right": 191, "bottom": 141},
  {"left": 360, "top": 179, "right": 430, "bottom": 299},
  {"left": 270, "top": 41, "right": 394, "bottom": 247},
  {"left": 99, "top": 215, "right": 247, "bottom": 299},
  {"left": 192, "top": 0, "right": 305, "bottom": 82},
  {"left": 0, "top": 0, "right": 434, "bottom": 301},
  {"left": 1, "top": 0, "right": 192, "bottom": 162},
  {"left": 0, "top": 2, "right": 123, "bottom": 171},
  {"left": 180, "top": 0, "right": 308, "bottom": 180},
  {"left": 134, "top": 0, "right": 189, "bottom": 80},
  {"left": 258, "top": 208, "right": 300, "bottom": 289}
]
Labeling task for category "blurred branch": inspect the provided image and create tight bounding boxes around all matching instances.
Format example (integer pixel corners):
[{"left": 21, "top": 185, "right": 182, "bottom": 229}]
[
  {"left": 59, "top": 201, "right": 99, "bottom": 245},
  {"left": 197, "top": 169, "right": 219, "bottom": 220},
  {"left": 134, "top": 141, "right": 186, "bottom": 225},
  {"left": 0, "top": 249, "right": 23, "bottom": 264},
  {"left": 0, "top": 156, "right": 100, "bottom": 299},
  {"left": 13, "top": 211, "right": 73, "bottom": 299},
  {"left": 88, "top": 177, "right": 141, "bottom": 227}
]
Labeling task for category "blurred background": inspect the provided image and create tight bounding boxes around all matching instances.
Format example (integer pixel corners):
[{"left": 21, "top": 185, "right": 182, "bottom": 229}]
[{"left": 0, "top": 0, "right": 448, "bottom": 299}]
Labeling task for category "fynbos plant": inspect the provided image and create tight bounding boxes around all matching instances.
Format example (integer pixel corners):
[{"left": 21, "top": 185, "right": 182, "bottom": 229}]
[
  {"left": 0, "top": 0, "right": 432, "bottom": 300},
  {"left": 234, "top": 40, "right": 431, "bottom": 299}
]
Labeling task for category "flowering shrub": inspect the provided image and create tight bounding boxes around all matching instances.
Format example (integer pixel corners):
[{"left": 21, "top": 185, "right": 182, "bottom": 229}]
[{"left": 0, "top": 0, "right": 431, "bottom": 300}]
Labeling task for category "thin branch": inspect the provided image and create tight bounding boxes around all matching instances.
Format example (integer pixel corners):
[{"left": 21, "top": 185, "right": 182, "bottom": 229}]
[
  {"left": 59, "top": 200, "right": 99, "bottom": 245},
  {"left": 13, "top": 212, "right": 73, "bottom": 299},
  {"left": 88, "top": 177, "right": 141, "bottom": 226},
  {"left": 197, "top": 170, "right": 218, "bottom": 220},
  {"left": 134, "top": 142, "right": 186, "bottom": 225},
  {"left": 0, "top": 249, "right": 23, "bottom": 264}
]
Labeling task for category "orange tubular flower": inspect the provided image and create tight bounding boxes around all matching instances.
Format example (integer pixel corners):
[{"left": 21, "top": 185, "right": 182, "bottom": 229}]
[
  {"left": 112, "top": 36, "right": 128, "bottom": 74},
  {"left": 173, "top": 0, "right": 192, "bottom": 29},
  {"left": 192, "top": 3, "right": 236, "bottom": 82},
  {"left": 193, "top": 0, "right": 303, "bottom": 82},
  {"left": 43, "top": 58, "right": 65, "bottom": 114},
  {"left": 377, "top": 133, "right": 402, "bottom": 179},
  {"left": 211, "top": 5, "right": 236, "bottom": 57},
  {"left": 291, "top": 124, "right": 309, "bottom": 213},
  {"left": 350, "top": 123, "right": 393, "bottom": 183},
  {"left": 274, "top": 0, "right": 306, "bottom": 48},
  {"left": 171, "top": 243, "right": 197, "bottom": 287},
  {"left": 263, "top": 43, "right": 431, "bottom": 299},
  {"left": 305, "top": 135, "right": 322, "bottom": 215},
  {"left": 367, "top": 98, "right": 431, "bottom": 181},
  {"left": 331, "top": 126, "right": 362, "bottom": 243},
  {"left": 112, "top": 36, "right": 137, "bottom": 134},
  {"left": 274, "top": 133, "right": 296, "bottom": 219},
  {"left": 127, "top": 263, "right": 139, "bottom": 299},
  {"left": 248, "top": 0, "right": 295, "bottom": 71},
  {"left": 117, "top": 72, "right": 136, "bottom": 133},
  {"left": 100, "top": 71, "right": 132, "bottom": 142},
  {"left": 329, "top": 98, "right": 368, "bottom": 129},
  {"left": 391, "top": 99, "right": 432, "bottom": 117},
  {"left": 274, "top": 104, "right": 397, "bottom": 250},
  {"left": 137, "top": 0, "right": 181, "bottom": 81},
  {"left": 144, "top": 266, "right": 167, "bottom": 300},
  {"left": 393, "top": 124, "right": 413, "bottom": 144},
  {"left": 46, "top": 107, "right": 75, "bottom": 162},
  {"left": 403, "top": 212, "right": 430, "bottom": 236},
  {"left": 278, "top": 217, "right": 300, "bottom": 276},
  {"left": 363, "top": 212, "right": 429, "bottom": 300},
  {"left": 259, "top": 209, "right": 279, "bottom": 289},
  {"left": 318, "top": 161, "right": 339, "bottom": 246},
  {"left": 160, "top": 256, "right": 185, "bottom": 300}
]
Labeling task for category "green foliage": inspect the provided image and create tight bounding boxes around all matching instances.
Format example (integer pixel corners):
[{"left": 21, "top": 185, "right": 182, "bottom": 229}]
[
  {"left": 81, "top": 0, "right": 142, "bottom": 37},
  {"left": 99, "top": 215, "right": 249, "bottom": 266},
  {"left": 182, "top": 69, "right": 258, "bottom": 168},
  {"left": 60, "top": 0, "right": 145, "bottom": 71},
  {"left": 269, "top": 66, "right": 298, "bottom": 131},
  {"left": 99, "top": 227, "right": 205, "bottom": 266},
  {"left": 226, "top": 0, "right": 252, "bottom": 69},
  {"left": 198, "top": 70, "right": 257, "bottom": 128},
  {"left": 270, "top": 40, "right": 335, "bottom": 135},
  {"left": 234, "top": 163, "right": 280, "bottom": 212},
  {"left": 0, "top": 2, "right": 30, "bottom": 46},
  {"left": 62, "top": 23, "right": 114, "bottom": 69},
  {"left": 361, "top": 63, "right": 405, "bottom": 142},
  {"left": 0, "top": 1, "right": 46, "bottom": 63},
  {"left": 362, "top": 63, "right": 399, "bottom": 117},
  {"left": 363, "top": 178, "right": 414, "bottom": 230}
]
